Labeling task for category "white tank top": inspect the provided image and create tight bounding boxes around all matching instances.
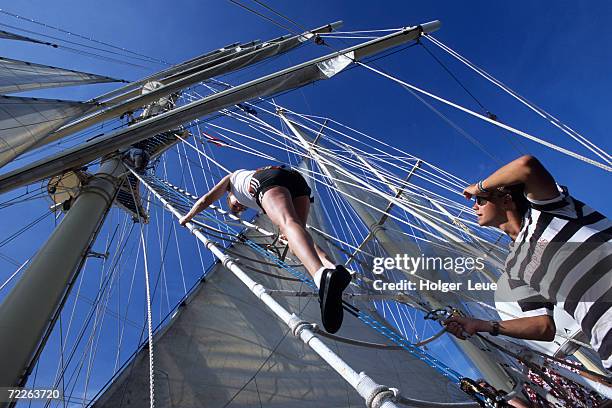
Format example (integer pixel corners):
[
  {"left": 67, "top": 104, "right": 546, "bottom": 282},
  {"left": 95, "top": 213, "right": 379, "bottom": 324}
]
[{"left": 229, "top": 169, "right": 258, "bottom": 209}]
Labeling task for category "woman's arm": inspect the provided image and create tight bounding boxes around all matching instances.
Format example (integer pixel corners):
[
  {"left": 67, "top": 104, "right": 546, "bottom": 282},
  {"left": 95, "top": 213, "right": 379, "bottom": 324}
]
[
  {"left": 179, "top": 174, "right": 231, "bottom": 226},
  {"left": 444, "top": 314, "right": 556, "bottom": 341},
  {"left": 464, "top": 155, "right": 559, "bottom": 201}
]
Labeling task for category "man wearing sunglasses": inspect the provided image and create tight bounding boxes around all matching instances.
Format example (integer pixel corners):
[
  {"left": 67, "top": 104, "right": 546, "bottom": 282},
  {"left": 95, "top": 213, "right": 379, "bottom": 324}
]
[
  {"left": 443, "top": 155, "right": 611, "bottom": 371},
  {"left": 179, "top": 165, "right": 352, "bottom": 334}
]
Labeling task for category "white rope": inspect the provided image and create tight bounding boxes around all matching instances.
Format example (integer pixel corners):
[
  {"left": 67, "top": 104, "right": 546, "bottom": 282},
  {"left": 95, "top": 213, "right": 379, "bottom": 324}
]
[
  {"left": 284, "top": 109, "right": 470, "bottom": 188},
  {"left": 398, "top": 80, "right": 502, "bottom": 164},
  {"left": 198, "top": 90, "right": 486, "bottom": 229},
  {"left": 278, "top": 110, "right": 472, "bottom": 194},
  {"left": 173, "top": 96, "right": 506, "bottom": 260},
  {"left": 176, "top": 129, "right": 491, "bottom": 253},
  {"left": 215, "top": 111, "right": 483, "bottom": 241},
  {"left": 175, "top": 132, "right": 230, "bottom": 174},
  {"left": 193, "top": 84, "right": 471, "bottom": 193},
  {"left": 0, "top": 258, "right": 29, "bottom": 291},
  {"left": 323, "top": 28, "right": 403, "bottom": 34},
  {"left": 178, "top": 142, "right": 214, "bottom": 279},
  {"left": 139, "top": 222, "right": 155, "bottom": 408},
  {"left": 221, "top": 88, "right": 526, "bottom": 192},
  {"left": 425, "top": 35, "right": 612, "bottom": 165},
  {"left": 123, "top": 169, "right": 156, "bottom": 408},
  {"left": 355, "top": 61, "right": 612, "bottom": 172},
  {"left": 319, "top": 35, "right": 379, "bottom": 39},
  {"left": 153, "top": 208, "right": 171, "bottom": 314},
  {"left": 298, "top": 145, "right": 490, "bottom": 250}
]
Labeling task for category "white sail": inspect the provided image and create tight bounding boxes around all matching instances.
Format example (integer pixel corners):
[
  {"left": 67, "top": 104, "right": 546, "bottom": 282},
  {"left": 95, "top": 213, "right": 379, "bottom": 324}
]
[
  {"left": 0, "top": 95, "right": 95, "bottom": 167},
  {"left": 92, "top": 214, "right": 470, "bottom": 407},
  {"left": 0, "top": 57, "right": 123, "bottom": 94}
]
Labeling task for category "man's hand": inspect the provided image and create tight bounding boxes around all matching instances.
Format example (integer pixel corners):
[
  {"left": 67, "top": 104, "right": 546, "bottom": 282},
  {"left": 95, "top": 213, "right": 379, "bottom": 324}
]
[
  {"left": 179, "top": 215, "right": 191, "bottom": 226},
  {"left": 463, "top": 183, "right": 482, "bottom": 200},
  {"left": 443, "top": 316, "right": 489, "bottom": 340}
]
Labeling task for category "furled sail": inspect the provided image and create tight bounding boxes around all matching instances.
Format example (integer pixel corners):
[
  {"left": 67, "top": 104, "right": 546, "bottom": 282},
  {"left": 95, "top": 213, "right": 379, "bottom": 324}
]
[
  {"left": 0, "top": 95, "right": 95, "bottom": 167},
  {"left": 46, "top": 22, "right": 343, "bottom": 144},
  {"left": 92, "top": 215, "right": 469, "bottom": 407},
  {"left": 0, "top": 22, "right": 439, "bottom": 194},
  {"left": 0, "top": 57, "right": 124, "bottom": 94},
  {"left": 93, "top": 21, "right": 341, "bottom": 106},
  {"left": 0, "top": 29, "right": 53, "bottom": 46}
]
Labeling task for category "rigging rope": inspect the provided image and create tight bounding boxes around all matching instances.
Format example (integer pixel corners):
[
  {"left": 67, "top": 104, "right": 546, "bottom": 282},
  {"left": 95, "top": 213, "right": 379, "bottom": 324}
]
[
  {"left": 477, "top": 334, "right": 612, "bottom": 386},
  {"left": 0, "top": 209, "right": 53, "bottom": 247},
  {"left": 0, "top": 9, "right": 171, "bottom": 65},
  {"left": 354, "top": 60, "right": 612, "bottom": 172},
  {"left": 0, "top": 22, "right": 150, "bottom": 69},
  {"left": 160, "top": 167, "right": 594, "bottom": 351},
  {"left": 139, "top": 226, "right": 155, "bottom": 408},
  {"left": 419, "top": 42, "right": 491, "bottom": 117},
  {"left": 0, "top": 259, "right": 29, "bottom": 291},
  {"left": 127, "top": 173, "right": 156, "bottom": 408},
  {"left": 227, "top": 0, "right": 301, "bottom": 36},
  {"left": 424, "top": 35, "right": 611, "bottom": 166},
  {"left": 144, "top": 172, "right": 471, "bottom": 384},
  {"left": 165, "top": 124, "right": 587, "bottom": 348}
]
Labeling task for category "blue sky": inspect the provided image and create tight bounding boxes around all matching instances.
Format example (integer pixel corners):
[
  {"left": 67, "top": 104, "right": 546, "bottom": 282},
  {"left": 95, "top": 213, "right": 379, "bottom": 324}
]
[
  {"left": 2, "top": 0, "right": 610, "bottom": 204},
  {"left": 0, "top": 0, "right": 611, "bottom": 402}
]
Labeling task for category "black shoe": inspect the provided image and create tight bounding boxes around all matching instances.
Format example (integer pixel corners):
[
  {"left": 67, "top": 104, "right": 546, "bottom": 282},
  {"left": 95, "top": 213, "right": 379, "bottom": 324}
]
[{"left": 319, "top": 265, "right": 351, "bottom": 334}]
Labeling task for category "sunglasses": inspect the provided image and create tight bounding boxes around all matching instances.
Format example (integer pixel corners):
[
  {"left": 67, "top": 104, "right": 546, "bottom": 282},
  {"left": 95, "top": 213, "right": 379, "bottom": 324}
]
[
  {"left": 474, "top": 196, "right": 490, "bottom": 206},
  {"left": 474, "top": 191, "right": 509, "bottom": 206}
]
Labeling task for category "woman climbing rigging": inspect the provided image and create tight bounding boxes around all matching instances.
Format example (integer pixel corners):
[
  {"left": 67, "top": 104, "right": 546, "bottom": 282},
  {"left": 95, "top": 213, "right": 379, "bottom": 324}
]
[{"left": 179, "top": 165, "right": 352, "bottom": 334}]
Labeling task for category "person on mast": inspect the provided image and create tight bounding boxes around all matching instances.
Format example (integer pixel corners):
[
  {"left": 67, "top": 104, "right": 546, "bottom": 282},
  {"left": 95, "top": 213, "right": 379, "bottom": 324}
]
[
  {"left": 444, "top": 155, "right": 611, "bottom": 370},
  {"left": 179, "top": 165, "right": 352, "bottom": 334}
]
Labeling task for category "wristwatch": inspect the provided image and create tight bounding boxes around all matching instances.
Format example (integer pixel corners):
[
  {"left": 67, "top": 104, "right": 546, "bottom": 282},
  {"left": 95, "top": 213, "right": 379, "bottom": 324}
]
[{"left": 489, "top": 320, "right": 500, "bottom": 336}]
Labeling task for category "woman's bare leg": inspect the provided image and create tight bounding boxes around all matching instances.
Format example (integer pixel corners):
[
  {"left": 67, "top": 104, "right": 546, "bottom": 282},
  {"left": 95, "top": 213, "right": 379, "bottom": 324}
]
[
  {"left": 260, "top": 187, "right": 323, "bottom": 277},
  {"left": 292, "top": 195, "right": 335, "bottom": 269},
  {"left": 262, "top": 187, "right": 350, "bottom": 333}
]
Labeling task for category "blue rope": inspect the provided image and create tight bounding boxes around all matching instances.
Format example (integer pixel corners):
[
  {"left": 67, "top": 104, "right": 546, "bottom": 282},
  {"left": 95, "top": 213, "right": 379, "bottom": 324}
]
[
  {"left": 354, "top": 311, "right": 463, "bottom": 383},
  {"left": 241, "top": 237, "right": 463, "bottom": 384}
]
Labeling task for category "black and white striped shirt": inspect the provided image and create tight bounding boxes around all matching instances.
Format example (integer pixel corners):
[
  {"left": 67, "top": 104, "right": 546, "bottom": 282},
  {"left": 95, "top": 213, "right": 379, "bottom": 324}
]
[{"left": 503, "top": 185, "right": 612, "bottom": 369}]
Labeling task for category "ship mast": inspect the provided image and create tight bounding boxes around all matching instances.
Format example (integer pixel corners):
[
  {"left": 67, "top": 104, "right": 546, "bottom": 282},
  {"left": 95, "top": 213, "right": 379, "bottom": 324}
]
[{"left": 0, "top": 157, "right": 126, "bottom": 389}]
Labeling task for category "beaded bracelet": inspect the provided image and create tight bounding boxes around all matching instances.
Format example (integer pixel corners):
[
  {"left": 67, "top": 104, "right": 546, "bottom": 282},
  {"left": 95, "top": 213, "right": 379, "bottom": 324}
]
[{"left": 477, "top": 180, "right": 489, "bottom": 193}]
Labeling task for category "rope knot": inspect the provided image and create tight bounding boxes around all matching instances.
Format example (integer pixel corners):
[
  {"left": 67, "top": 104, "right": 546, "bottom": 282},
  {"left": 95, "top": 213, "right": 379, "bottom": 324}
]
[
  {"left": 287, "top": 314, "right": 313, "bottom": 337},
  {"left": 356, "top": 372, "right": 398, "bottom": 408},
  {"left": 366, "top": 385, "right": 398, "bottom": 408},
  {"left": 369, "top": 224, "right": 385, "bottom": 236}
]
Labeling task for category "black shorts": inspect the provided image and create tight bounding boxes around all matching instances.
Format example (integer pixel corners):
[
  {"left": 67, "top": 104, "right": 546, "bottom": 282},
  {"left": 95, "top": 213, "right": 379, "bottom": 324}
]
[{"left": 250, "top": 168, "right": 312, "bottom": 211}]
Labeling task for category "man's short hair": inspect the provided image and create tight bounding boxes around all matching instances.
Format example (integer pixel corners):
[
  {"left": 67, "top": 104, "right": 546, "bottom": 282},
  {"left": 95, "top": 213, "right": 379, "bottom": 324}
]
[{"left": 497, "top": 183, "right": 530, "bottom": 218}]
